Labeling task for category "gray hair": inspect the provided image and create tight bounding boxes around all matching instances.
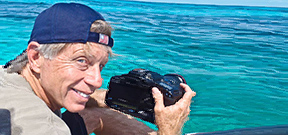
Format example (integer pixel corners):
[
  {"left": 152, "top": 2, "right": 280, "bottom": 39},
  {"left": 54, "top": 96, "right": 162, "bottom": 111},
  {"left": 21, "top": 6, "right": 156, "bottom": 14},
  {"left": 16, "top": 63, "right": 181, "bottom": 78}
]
[{"left": 4, "top": 20, "right": 114, "bottom": 73}]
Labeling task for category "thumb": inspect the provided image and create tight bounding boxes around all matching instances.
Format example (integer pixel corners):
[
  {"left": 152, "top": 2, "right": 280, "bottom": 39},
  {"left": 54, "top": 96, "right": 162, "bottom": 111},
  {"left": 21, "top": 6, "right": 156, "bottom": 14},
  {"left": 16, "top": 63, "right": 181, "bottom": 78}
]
[{"left": 152, "top": 87, "right": 165, "bottom": 110}]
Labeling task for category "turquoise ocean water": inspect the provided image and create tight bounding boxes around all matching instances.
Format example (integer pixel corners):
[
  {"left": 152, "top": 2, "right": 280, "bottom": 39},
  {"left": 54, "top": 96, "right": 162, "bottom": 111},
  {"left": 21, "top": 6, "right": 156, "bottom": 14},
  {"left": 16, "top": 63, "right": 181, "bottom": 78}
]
[{"left": 1, "top": 0, "right": 288, "bottom": 134}]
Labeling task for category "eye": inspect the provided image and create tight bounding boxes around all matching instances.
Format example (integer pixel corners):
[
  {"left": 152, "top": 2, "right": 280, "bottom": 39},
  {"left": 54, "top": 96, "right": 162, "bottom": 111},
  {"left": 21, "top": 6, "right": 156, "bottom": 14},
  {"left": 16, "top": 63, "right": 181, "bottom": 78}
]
[
  {"left": 77, "top": 59, "right": 87, "bottom": 63},
  {"left": 74, "top": 57, "right": 89, "bottom": 70}
]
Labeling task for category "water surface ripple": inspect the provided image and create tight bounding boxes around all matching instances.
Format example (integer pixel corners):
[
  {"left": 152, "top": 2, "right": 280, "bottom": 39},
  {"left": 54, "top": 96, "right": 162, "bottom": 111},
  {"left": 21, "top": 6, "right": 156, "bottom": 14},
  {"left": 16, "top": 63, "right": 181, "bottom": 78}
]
[{"left": 0, "top": 0, "right": 287, "bottom": 133}]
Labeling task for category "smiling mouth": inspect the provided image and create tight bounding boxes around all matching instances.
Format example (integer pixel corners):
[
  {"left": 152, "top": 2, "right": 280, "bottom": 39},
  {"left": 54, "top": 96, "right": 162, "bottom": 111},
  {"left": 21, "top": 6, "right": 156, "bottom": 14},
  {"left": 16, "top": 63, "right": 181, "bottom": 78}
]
[{"left": 72, "top": 88, "right": 90, "bottom": 98}]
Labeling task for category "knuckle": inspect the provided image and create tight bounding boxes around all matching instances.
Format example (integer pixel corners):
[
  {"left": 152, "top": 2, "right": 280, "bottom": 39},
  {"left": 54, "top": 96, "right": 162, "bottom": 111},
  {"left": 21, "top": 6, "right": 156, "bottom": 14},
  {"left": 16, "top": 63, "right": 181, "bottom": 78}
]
[
  {"left": 154, "top": 107, "right": 163, "bottom": 113},
  {"left": 185, "top": 91, "right": 195, "bottom": 100},
  {"left": 178, "top": 104, "right": 187, "bottom": 111},
  {"left": 186, "top": 89, "right": 193, "bottom": 95}
]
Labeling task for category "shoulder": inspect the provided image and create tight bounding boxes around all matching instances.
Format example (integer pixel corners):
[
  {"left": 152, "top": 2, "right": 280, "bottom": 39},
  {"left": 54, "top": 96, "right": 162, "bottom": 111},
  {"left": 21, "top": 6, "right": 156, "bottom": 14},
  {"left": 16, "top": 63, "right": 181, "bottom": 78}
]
[{"left": 0, "top": 68, "right": 71, "bottom": 135}]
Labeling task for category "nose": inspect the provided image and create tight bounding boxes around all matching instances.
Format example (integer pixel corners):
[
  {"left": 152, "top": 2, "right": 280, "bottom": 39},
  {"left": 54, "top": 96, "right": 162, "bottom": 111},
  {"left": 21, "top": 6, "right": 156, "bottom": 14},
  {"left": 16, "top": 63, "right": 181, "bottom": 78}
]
[{"left": 84, "top": 65, "right": 103, "bottom": 89}]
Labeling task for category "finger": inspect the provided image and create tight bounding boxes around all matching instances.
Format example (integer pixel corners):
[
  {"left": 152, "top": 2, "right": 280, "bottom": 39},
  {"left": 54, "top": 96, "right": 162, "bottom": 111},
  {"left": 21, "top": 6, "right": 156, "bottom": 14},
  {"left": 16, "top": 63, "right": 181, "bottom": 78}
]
[
  {"left": 180, "top": 83, "right": 196, "bottom": 100},
  {"left": 174, "top": 84, "right": 196, "bottom": 106},
  {"left": 152, "top": 87, "right": 165, "bottom": 111}
]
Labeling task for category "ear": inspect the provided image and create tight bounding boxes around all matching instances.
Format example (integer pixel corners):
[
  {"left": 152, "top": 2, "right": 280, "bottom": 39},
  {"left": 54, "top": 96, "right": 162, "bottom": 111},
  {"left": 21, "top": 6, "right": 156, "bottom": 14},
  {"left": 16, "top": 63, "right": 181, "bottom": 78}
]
[{"left": 27, "top": 41, "right": 43, "bottom": 73}]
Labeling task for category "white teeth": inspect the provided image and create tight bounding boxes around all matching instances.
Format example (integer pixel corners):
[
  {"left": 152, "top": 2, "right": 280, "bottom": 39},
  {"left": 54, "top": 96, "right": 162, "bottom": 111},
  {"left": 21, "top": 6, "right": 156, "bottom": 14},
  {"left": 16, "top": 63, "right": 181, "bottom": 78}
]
[
  {"left": 78, "top": 91, "right": 89, "bottom": 98},
  {"left": 73, "top": 89, "right": 89, "bottom": 98}
]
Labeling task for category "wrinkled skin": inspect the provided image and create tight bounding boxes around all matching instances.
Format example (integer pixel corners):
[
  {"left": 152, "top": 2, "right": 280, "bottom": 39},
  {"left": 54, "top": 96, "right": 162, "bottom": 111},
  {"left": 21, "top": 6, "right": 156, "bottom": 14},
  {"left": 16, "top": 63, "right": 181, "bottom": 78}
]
[
  {"left": 80, "top": 84, "right": 196, "bottom": 135},
  {"left": 26, "top": 41, "right": 196, "bottom": 135},
  {"left": 25, "top": 42, "right": 108, "bottom": 112},
  {"left": 152, "top": 83, "right": 196, "bottom": 135}
]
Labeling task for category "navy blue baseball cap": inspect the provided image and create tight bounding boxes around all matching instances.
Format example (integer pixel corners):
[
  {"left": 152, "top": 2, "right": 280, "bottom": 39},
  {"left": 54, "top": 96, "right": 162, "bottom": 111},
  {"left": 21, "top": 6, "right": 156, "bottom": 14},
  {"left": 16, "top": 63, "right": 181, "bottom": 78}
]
[{"left": 28, "top": 3, "right": 114, "bottom": 47}]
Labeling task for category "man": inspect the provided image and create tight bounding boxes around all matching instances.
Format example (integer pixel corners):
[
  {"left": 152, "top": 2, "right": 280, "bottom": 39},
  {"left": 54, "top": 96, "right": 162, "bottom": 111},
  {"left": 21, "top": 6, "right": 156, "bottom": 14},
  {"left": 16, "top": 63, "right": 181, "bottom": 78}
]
[{"left": 0, "top": 3, "right": 196, "bottom": 135}]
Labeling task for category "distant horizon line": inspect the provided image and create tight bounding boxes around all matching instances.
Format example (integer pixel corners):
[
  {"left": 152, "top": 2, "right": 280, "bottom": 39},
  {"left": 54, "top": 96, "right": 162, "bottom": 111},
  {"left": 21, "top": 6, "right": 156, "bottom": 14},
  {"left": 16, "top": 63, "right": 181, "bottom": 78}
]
[{"left": 128, "top": 0, "right": 288, "bottom": 8}]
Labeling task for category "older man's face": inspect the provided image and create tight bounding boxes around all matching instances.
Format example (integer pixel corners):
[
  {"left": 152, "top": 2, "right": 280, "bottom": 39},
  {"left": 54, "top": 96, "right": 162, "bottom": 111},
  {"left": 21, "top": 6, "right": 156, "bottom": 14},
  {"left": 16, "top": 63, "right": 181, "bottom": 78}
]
[{"left": 39, "top": 43, "right": 109, "bottom": 112}]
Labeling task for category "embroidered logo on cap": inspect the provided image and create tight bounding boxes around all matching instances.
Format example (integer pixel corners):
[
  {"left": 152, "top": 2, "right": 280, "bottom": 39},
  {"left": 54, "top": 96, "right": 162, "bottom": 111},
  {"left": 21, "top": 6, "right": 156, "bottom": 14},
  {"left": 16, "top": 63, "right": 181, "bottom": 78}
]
[{"left": 99, "top": 34, "right": 109, "bottom": 45}]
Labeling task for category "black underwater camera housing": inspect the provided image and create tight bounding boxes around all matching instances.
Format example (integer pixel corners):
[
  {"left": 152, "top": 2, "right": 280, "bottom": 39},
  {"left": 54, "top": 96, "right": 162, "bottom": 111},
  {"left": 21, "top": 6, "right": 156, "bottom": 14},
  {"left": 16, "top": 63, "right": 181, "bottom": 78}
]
[{"left": 105, "top": 69, "right": 186, "bottom": 123}]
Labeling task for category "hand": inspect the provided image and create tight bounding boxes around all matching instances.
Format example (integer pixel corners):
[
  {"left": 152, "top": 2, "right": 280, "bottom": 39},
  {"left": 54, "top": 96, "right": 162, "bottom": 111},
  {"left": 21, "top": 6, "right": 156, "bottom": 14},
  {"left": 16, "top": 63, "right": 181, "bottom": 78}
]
[
  {"left": 152, "top": 83, "right": 196, "bottom": 135},
  {"left": 82, "top": 89, "right": 154, "bottom": 134},
  {"left": 86, "top": 89, "right": 109, "bottom": 108}
]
